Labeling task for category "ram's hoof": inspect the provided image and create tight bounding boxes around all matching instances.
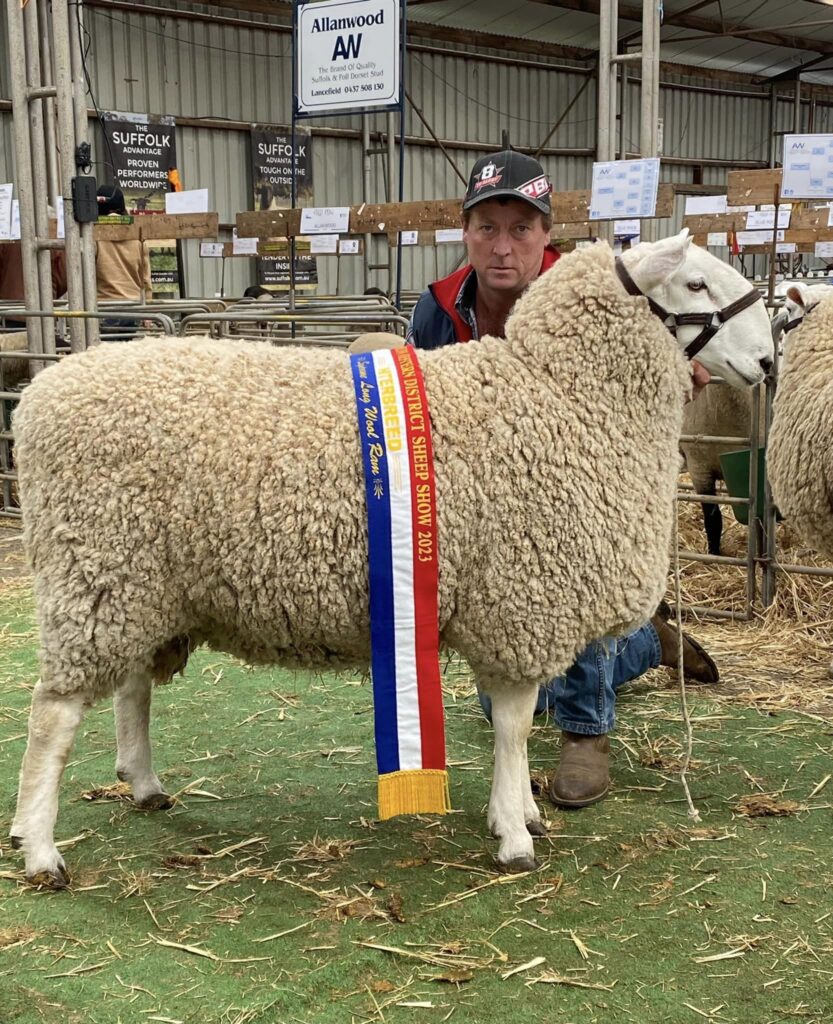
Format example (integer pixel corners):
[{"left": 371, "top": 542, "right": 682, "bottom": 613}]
[
  {"left": 526, "top": 820, "right": 547, "bottom": 837},
  {"left": 9, "top": 834, "right": 23, "bottom": 850},
  {"left": 497, "top": 854, "right": 539, "bottom": 874},
  {"left": 135, "top": 792, "right": 174, "bottom": 811},
  {"left": 28, "top": 865, "right": 71, "bottom": 890}
]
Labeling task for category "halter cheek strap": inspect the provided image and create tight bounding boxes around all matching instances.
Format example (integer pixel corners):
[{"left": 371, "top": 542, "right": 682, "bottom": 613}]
[
  {"left": 614, "top": 257, "right": 763, "bottom": 361},
  {"left": 782, "top": 302, "right": 819, "bottom": 334}
]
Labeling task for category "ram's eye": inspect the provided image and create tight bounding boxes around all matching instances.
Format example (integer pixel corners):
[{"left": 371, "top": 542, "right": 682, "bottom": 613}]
[{"left": 687, "top": 279, "right": 706, "bottom": 292}]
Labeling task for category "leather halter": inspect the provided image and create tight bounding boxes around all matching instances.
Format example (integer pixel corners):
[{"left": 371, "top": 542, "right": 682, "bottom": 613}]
[
  {"left": 782, "top": 302, "right": 819, "bottom": 334},
  {"left": 614, "top": 257, "right": 763, "bottom": 362}
]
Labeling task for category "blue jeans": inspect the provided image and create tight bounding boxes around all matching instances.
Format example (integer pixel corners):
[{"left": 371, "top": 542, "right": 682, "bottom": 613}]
[{"left": 477, "top": 622, "right": 661, "bottom": 736}]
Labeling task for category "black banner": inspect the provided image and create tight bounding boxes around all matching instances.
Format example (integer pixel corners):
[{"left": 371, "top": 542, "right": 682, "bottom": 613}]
[
  {"left": 101, "top": 111, "right": 179, "bottom": 297},
  {"left": 250, "top": 124, "right": 316, "bottom": 289}
]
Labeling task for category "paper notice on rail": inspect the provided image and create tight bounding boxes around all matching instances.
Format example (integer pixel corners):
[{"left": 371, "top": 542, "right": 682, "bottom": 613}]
[
  {"left": 10, "top": 200, "right": 20, "bottom": 240},
  {"left": 613, "top": 218, "right": 640, "bottom": 238},
  {"left": 736, "top": 229, "right": 785, "bottom": 247},
  {"left": 165, "top": 189, "right": 209, "bottom": 215},
  {"left": 435, "top": 228, "right": 464, "bottom": 243},
  {"left": 746, "top": 208, "right": 792, "bottom": 230},
  {"left": 232, "top": 229, "right": 258, "bottom": 255},
  {"left": 300, "top": 207, "right": 350, "bottom": 234},
  {"left": 707, "top": 232, "right": 728, "bottom": 247},
  {"left": 309, "top": 234, "right": 339, "bottom": 254},
  {"left": 0, "top": 184, "right": 12, "bottom": 240},
  {"left": 814, "top": 241, "right": 833, "bottom": 257},
  {"left": 400, "top": 231, "right": 418, "bottom": 245},
  {"left": 200, "top": 242, "right": 224, "bottom": 258},
  {"left": 56, "top": 196, "right": 65, "bottom": 239},
  {"left": 684, "top": 195, "right": 727, "bottom": 216},
  {"left": 590, "top": 157, "right": 660, "bottom": 219},
  {"left": 339, "top": 239, "right": 360, "bottom": 254},
  {"left": 776, "top": 243, "right": 797, "bottom": 254}
]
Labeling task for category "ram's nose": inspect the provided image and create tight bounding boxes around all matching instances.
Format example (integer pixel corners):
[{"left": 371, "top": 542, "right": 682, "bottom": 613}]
[{"left": 760, "top": 355, "right": 774, "bottom": 376}]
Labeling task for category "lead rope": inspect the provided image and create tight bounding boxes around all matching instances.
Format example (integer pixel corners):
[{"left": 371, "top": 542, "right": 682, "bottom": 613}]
[{"left": 673, "top": 494, "right": 701, "bottom": 823}]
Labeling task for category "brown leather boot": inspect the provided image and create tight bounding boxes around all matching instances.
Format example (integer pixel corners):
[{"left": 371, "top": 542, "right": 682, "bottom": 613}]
[
  {"left": 548, "top": 732, "right": 610, "bottom": 809},
  {"left": 652, "top": 601, "right": 720, "bottom": 684}
]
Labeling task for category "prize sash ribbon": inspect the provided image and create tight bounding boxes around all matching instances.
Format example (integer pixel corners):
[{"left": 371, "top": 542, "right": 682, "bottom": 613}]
[{"left": 350, "top": 346, "right": 451, "bottom": 820}]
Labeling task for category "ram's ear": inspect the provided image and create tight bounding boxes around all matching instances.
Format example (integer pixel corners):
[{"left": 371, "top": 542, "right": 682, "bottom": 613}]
[
  {"left": 629, "top": 230, "right": 692, "bottom": 292},
  {"left": 786, "top": 284, "right": 807, "bottom": 309}
]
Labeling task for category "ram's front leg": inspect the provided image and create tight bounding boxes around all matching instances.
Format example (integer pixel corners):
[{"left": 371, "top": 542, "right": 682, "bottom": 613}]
[{"left": 484, "top": 681, "right": 541, "bottom": 872}]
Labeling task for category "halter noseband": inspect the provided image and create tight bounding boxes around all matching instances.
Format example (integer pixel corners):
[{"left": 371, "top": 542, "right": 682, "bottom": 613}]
[{"left": 614, "top": 256, "right": 763, "bottom": 361}]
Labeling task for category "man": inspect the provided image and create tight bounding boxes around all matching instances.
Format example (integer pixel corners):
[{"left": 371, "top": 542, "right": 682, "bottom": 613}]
[
  {"left": 408, "top": 149, "right": 718, "bottom": 810},
  {"left": 95, "top": 185, "right": 152, "bottom": 340}
]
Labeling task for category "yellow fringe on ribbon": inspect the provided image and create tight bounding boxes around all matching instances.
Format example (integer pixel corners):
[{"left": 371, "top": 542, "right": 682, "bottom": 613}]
[{"left": 378, "top": 769, "right": 451, "bottom": 820}]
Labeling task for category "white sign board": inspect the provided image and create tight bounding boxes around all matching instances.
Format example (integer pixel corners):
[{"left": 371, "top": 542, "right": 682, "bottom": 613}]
[
  {"left": 815, "top": 241, "right": 833, "bottom": 258},
  {"left": 707, "top": 232, "right": 728, "bottom": 247},
  {"left": 339, "top": 238, "right": 359, "bottom": 254},
  {"left": 589, "top": 157, "right": 660, "bottom": 220},
  {"left": 166, "top": 189, "right": 209, "bottom": 215},
  {"left": 400, "top": 230, "right": 418, "bottom": 245},
  {"left": 0, "top": 183, "right": 13, "bottom": 240},
  {"left": 56, "top": 196, "right": 65, "bottom": 239},
  {"left": 782, "top": 134, "right": 833, "bottom": 199},
  {"left": 776, "top": 243, "right": 797, "bottom": 254},
  {"left": 10, "top": 200, "right": 20, "bottom": 240},
  {"left": 300, "top": 206, "right": 350, "bottom": 234},
  {"left": 296, "top": 0, "right": 401, "bottom": 116},
  {"left": 200, "top": 242, "right": 225, "bottom": 258}
]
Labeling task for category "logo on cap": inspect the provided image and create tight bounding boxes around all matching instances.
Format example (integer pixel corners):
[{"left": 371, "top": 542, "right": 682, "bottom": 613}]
[
  {"left": 474, "top": 162, "right": 503, "bottom": 191},
  {"left": 518, "top": 175, "right": 551, "bottom": 200}
]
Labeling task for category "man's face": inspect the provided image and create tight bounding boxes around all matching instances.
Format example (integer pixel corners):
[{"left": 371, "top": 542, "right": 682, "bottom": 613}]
[{"left": 463, "top": 199, "right": 550, "bottom": 296}]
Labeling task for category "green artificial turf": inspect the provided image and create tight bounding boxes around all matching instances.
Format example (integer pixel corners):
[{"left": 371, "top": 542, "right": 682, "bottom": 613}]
[{"left": 1, "top": 580, "right": 832, "bottom": 1024}]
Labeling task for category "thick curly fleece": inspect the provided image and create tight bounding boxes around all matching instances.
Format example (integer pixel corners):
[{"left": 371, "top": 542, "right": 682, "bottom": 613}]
[
  {"left": 14, "top": 243, "right": 691, "bottom": 703},
  {"left": 768, "top": 293, "right": 833, "bottom": 557}
]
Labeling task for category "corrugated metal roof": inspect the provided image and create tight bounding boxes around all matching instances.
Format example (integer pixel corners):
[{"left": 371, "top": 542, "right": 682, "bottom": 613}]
[{"left": 408, "top": 0, "right": 833, "bottom": 84}]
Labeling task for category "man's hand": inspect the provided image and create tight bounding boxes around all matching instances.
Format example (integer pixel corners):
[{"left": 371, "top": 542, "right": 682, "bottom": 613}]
[{"left": 690, "top": 359, "right": 710, "bottom": 402}]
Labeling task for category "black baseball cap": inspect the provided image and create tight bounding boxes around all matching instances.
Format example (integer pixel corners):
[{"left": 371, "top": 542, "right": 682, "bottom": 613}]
[{"left": 463, "top": 150, "right": 552, "bottom": 214}]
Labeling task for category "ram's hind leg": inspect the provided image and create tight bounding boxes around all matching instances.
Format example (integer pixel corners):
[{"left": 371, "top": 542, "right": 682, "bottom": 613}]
[
  {"left": 11, "top": 683, "right": 88, "bottom": 887},
  {"left": 485, "top": 681, "right": 541, "bottom": 872},
  {"left": 114, "top": 670, "right": 172, "bottom": 810}
]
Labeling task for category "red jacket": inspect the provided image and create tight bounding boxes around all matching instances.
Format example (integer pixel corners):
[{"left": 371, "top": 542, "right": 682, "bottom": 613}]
[{"left": 409, "top": 244, "right": 560, "bottom": 349}]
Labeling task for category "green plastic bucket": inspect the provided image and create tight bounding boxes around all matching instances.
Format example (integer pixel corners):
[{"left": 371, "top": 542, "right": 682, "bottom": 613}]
[{"left": 718, "top": 447, "right": 781, "bottom": 526}]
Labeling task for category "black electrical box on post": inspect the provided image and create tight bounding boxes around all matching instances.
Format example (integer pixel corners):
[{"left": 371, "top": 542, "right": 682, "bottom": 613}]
[{"left": 71, "top": 176, "right": 99, "bottom": 223}]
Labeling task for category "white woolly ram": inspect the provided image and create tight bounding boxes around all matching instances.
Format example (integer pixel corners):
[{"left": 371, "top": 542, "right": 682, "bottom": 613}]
[{"left": 10, "top": 233, "right": 773, "bottom": 886}]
